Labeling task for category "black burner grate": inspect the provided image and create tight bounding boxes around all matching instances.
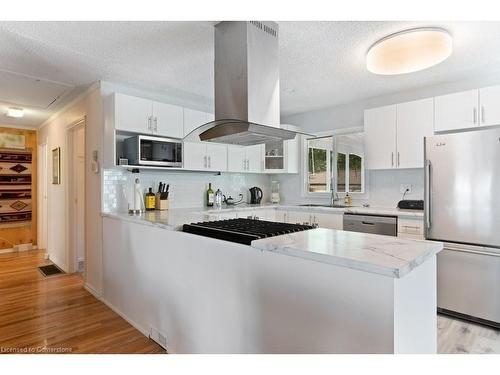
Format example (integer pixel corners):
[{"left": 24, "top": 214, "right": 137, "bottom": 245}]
[{"left": 183, "top": 218, "right": 314, "bottom": 245}]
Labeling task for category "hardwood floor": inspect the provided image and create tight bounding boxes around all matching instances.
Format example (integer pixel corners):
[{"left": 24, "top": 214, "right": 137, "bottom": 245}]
[{"left": 0, "top": 250, "right": 165, "bottom": 354}]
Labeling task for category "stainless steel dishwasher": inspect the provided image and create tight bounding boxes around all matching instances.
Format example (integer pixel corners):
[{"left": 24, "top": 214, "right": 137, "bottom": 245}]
[{"left": 343, "top": 213, "right": 397, "bottom": 236}]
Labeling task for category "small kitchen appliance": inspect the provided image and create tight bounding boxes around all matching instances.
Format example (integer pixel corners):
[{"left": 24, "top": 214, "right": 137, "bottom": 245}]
[
  {"left": 124, "top": 135, "right": 182, "bottom": 167},
  {"left": 271, "top": 181, "right": 280, "bottom": 204},
  {"left": 249, "top": 187, "right": 263, "bottom": 204}
]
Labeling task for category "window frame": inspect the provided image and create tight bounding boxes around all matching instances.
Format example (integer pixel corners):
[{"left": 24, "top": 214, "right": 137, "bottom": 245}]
[{"left": 301, "top": 127, "right": 369, "bottom": 199}]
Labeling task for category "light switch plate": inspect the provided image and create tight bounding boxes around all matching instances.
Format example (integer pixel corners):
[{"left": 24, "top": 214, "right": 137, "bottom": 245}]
[{"left": 400, "top": 184, "right": 412, "bottom": 194}]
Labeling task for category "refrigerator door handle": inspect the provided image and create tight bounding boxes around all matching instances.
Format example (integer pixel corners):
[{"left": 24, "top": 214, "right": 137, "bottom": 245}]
[
  {"left": 425, "top": 159, "right": 431, "bottom": 229},
  {"left": 445, "top": 244, "right": 500, "bottom": 258}
]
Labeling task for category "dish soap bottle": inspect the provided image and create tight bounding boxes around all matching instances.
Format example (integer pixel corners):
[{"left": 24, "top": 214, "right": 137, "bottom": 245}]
[
  {"left": 145, "top": 187, "right": 156, "bottom": 211},
  {"left": 206, "top": 183, "right": 214, "bottom": 207},
  {"left": 344, "top": 192, "right": 352, "bottom": 206}
]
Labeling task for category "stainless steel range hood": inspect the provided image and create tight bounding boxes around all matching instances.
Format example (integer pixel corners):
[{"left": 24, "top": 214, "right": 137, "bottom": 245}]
[{"left": 184, "top": 21, "right": 305, "bottom": 146}]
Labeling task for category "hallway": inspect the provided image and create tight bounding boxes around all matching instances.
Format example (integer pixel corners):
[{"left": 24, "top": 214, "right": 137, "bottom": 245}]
[{"left": 0, "top": 250, "right": 165, "bottom": 354}]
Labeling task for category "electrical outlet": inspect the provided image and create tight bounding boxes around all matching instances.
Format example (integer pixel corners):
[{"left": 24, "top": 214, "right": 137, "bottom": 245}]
[
  {"left": 400, "top": 184, "right": 412, "bottom": 194},
  {"left": 150, "top": 327, "right": 168, "bottom": 349}
]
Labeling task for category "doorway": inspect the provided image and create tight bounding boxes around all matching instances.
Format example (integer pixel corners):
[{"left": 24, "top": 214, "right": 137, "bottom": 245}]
[
  {"left": 68, "top": 119, "right": 85, "bottom": 274},
  {"left": 37, "top": 142, "right": 48, "bottom": 253}
]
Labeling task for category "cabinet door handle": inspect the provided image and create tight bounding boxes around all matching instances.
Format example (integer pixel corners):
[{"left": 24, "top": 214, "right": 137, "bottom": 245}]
[
  {"left": 203, "top": 155, "right": 207, "bottom": 168},
  {"left": 481, "top": 106, "right": 485, "bottom": 124},
  {"left": 473, "top": 107, "right": 477, "bottom": 124},
  {"left": 391, "top": 152, "right": 394, "bottom": 167},
  {"left": 397, "top": 152, "right": 400, "bottom": 167},
  {"left": 154, "top": 117, "right": 158, "bottom": 132},
  {"left": 147, "top": 116, "right": 152, "bottom": 131},
  {"left": 208, "top": 156, "right": 211, "bottom": 168}
]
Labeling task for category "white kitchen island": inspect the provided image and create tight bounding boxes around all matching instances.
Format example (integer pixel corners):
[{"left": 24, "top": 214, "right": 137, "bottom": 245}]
[{"left": 101, "top": 212, "right": 442, "bottom": 354}]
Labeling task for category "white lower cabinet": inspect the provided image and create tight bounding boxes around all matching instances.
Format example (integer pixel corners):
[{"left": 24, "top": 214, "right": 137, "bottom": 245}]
[
  {"left": 183, "top": 142, "right": 227, "bottom": 171},
  {"left": 313, "top": 212, "right": 343, "bottom": 230},
  {"left": 397, "top": 218, "right": 424, "bottom": 240}
]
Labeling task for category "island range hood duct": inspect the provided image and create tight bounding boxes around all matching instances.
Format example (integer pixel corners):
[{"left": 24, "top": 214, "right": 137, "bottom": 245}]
[{"left": 186, "top": 21, "right": 301, "bottom": 146}]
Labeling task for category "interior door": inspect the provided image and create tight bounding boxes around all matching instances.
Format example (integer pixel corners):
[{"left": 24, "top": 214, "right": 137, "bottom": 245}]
[
  {"left": 396, "top": 98, "right": 434, "bottom": 169},
  {"left": 425, "top": 129, "right": 500, "bottom": 247},
  {"left": 153, "top": 102, "right": 183, "bottom": 138},
  {"left": 37, "top": 143, "right": 48, "bottom": 250},
  {"left": 479, "top": 85, "right": 500, "bottom": 127},
  {"left": 364, "top": 105, "right": 397, "bottom": 170},
  {"left": 74, "top": 126, "right": 85, "bottom": 270}
]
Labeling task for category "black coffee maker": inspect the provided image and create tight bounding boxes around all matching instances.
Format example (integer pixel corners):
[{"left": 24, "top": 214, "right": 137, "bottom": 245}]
[{"left": 249, "top": 187, "right": 263, "bottom": 204}]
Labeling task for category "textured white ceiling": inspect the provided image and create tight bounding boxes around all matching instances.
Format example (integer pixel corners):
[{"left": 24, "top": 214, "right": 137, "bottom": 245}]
[{"left": 1, "top": 21, "right": 500, "bottom": 127}]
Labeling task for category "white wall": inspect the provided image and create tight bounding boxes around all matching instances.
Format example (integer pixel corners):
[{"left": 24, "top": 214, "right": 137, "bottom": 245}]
[
  {"left": 38, "top": 85, "right": 103, "bottom": 295},
  {"left": 103, "top": 168, "right": 271, "bottom": 213}
]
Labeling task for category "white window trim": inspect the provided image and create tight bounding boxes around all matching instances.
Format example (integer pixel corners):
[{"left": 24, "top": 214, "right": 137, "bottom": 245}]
[{"left": 300, "top": 127, "right": 370, "bottom": 199}]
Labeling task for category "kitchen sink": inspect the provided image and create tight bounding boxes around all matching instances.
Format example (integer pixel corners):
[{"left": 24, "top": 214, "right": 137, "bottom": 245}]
[{"left": 298, "top": 204, "right": 351, "bottom": 208}]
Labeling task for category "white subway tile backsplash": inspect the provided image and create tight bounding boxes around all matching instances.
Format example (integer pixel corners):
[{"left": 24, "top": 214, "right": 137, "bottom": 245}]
[{"left": 102, "top": 168, "right": 271, "bottom": 212}]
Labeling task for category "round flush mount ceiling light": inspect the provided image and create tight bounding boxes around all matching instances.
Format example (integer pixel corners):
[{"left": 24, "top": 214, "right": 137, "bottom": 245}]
[
  {"left": 366, "top": 27, "right": 453, "bottom": 75},
  {"left": 6, "top": 107, "right": 24, "bottom": 118}
]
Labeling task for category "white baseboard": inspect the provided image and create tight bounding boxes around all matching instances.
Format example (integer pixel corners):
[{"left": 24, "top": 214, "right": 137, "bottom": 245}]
[
  {"left": 83, "top": 282, "right": 102, "bottom": 299},
  {"left": 98, "top": 296, "right": 150, "bottom": 338}
]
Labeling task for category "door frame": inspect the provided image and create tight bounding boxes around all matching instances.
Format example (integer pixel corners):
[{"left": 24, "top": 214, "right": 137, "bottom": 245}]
[
  {"left": 66, "top": 117, "right": 86, "bottom": 274},
  {"left": 37, "top": 141, "right": 48, "bottom": 252}
]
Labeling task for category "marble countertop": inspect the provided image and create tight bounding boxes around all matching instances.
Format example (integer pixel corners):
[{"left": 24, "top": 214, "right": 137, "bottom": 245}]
[
  {"left": 102, "top": 202, "right": 423, "bottom": 231},
  {"left": 251, "top": 228, "right": 442, "bottom": 278}
]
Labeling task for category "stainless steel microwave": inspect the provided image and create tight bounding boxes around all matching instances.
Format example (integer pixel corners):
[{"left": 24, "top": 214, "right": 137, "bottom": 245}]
[{"left": 124, "top": 135, "right": 183, "bottom": 167}]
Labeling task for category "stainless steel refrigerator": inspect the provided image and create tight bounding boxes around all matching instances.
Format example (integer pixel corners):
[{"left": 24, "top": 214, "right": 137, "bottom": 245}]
[{"left": 425, "top": 128, "right": 500, "bottom": 327}]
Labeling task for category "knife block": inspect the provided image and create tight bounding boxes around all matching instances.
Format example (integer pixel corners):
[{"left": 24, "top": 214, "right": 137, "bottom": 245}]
[{"left": 155, "top": 193, "right": 169, "bottom": 210}]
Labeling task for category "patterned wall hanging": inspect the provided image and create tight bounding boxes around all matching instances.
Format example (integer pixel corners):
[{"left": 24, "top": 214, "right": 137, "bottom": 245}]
[{"left": 0, "top": 149, "right": 32, "bottom": 228}]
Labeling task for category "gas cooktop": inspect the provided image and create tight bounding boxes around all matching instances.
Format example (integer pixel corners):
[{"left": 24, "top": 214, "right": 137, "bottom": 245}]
[{"left": 182, "top": 218, "right": 315, "bottom": 245}]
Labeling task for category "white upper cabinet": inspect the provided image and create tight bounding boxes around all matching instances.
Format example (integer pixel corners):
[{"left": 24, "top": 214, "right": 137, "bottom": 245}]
[
  {"left": 114, "top": 93, "right": 153, "bottom": 134},
  {"left": 396, "top": 98, "right": 434, "bottom": 169},
  {"left": 227, "top": 146, "right": 246, "bottom": 172},
  {"left": 246, "top": 145, "right": 264, "bottom": 173},
  {"left": 206, "top": 144, "right": 227, "bottom": 171},
  {"left": 364, "top": 105, "right": 397, "bottom": 170},
  {"left": 152, "top": 101, "right": 184, "bottom": 138},
  {"left": 183, "top": 142, "right": 207, "bottom": 170},
  {"left": 365, "top": 99, "right": 434, "bottom": 170},
  {"left": 227, "top": 145, "right": 263, "bottom": 173},
  {"left": 183, "top": 108, "right": 208, "bottom": 136},
  {"left": 479, "top": 85, "right": 500, "bottom": 127},
  {"left": 434, "top": 89, "right": 479, "bottom": 132},
  {"left": 112, "top": 93, "right": 184, "bottom": 138},
  {"left": 183, "top": 142, "right": 227, "bottom": 172}
]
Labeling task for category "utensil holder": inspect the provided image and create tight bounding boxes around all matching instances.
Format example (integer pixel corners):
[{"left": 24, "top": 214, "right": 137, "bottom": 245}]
[{"left": 155, "top": 193, "right": 169, "bottom": 210}]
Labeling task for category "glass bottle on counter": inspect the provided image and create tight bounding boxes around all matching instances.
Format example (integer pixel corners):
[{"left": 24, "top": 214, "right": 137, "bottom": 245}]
[
  {"left": 206, "top": 183, "right": 215, "bottom": 207},
  {"left": 145, "top": 187, "right": 156, "bottom": 211}
]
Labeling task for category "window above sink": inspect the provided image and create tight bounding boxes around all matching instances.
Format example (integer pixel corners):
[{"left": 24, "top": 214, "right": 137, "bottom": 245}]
[{"left": 302, "top": 129, "right": 368, "bottom": 199}]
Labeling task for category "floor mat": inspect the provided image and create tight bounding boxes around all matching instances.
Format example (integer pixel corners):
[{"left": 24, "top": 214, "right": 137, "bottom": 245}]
[{"left": 38, "top": 264, "right": 64, "bottom": 276}]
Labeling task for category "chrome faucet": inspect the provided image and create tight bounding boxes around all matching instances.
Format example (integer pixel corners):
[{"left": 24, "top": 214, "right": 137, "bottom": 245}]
[{"left": 330, "top": 175, "right": 341, "bottom": 207}]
